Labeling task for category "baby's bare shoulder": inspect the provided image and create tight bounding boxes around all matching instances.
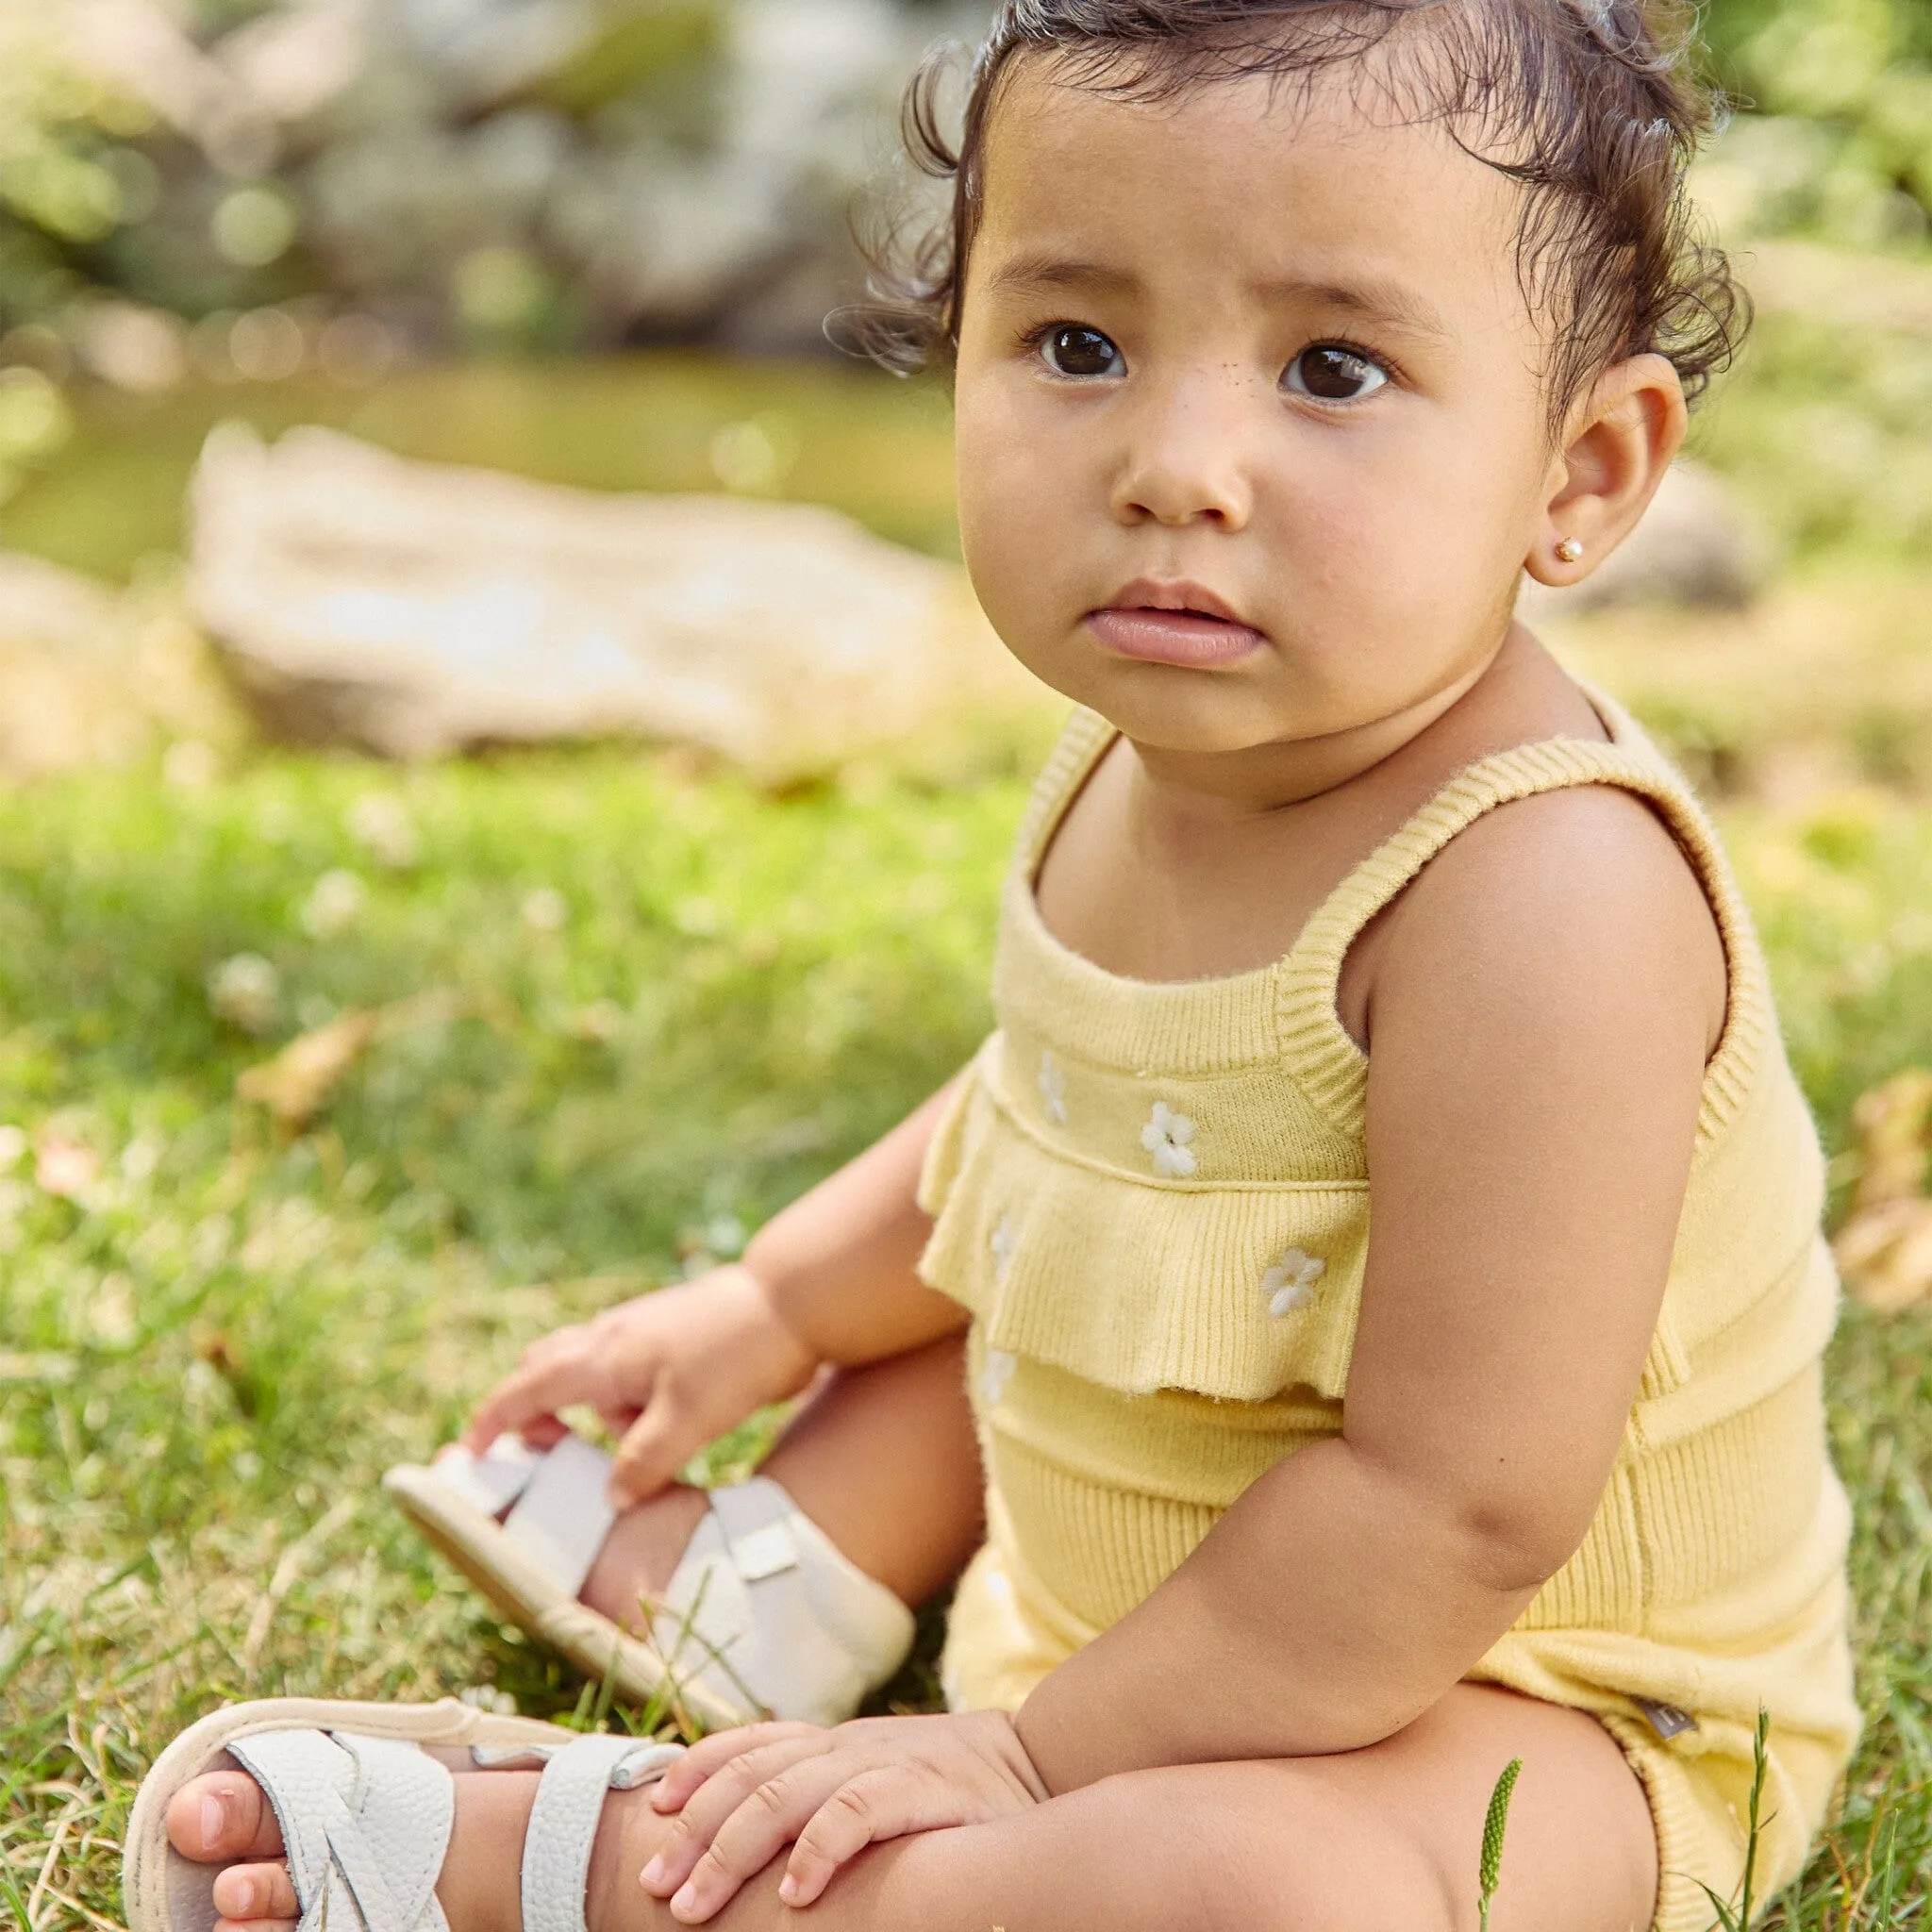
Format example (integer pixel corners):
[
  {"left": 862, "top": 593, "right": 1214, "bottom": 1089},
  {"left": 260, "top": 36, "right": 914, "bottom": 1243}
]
[{"left": 1373, "top": 781, "right": 1728, "bottom": 1058}]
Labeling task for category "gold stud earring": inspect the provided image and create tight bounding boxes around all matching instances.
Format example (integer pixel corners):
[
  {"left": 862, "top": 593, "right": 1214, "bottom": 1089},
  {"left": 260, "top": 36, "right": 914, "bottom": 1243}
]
[{"left": 1556, "top": 538, "right": 1584, "bottom": 564}]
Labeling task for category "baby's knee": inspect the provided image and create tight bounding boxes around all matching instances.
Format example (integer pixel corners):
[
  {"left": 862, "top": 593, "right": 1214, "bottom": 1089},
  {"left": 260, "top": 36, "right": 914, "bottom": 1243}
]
[
  {"left": 1080, "top": 1770, "right": 1458, "bottom": 1932},
  {"left": 1224, "top": 1831, "right": 1457, "bottom": 1932}
]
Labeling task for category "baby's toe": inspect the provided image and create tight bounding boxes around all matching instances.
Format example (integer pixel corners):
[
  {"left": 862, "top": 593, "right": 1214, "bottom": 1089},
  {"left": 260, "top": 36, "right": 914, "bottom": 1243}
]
[
  {"left": 166, "top": 1770, "right": 288, "bottom": 1863},
  {"left": 211, "top": 1859, "right": 299, "bottom": 1924}
]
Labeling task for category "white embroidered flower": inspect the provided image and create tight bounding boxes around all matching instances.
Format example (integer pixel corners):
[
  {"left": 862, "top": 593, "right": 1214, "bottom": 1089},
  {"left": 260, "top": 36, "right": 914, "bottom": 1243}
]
[
  {"left": 990, "top": 1213, "right": 1019, "bottom": 1281},
  {"left": 981, "top": 1347, "right": 1018, "bottom": 1407},
  {"left": 1260, "top": 1248, "right": 1326, "bottom": 1317},
  {"left": 1038, "top": 1051, "right": 1069, "bottom": 1125},
  {"left": 1141, "top": 1101, "right": 1197, "bottom": 1178}
]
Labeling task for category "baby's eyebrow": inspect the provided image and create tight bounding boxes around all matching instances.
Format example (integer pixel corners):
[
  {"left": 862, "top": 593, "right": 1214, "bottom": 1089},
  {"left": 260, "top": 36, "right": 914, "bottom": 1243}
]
[
  {"left": 987, "top": 253, "right": 1451, "bottom": 342},
  {"left": 1250, "top": 275, "right": 1453, "bottom": 341},
  {"left": 987, "top": 254, "right": 1141, "bottom": 299}
]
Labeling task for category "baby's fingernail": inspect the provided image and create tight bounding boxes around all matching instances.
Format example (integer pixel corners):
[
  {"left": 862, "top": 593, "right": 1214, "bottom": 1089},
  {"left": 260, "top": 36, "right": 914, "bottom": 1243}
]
[
  {"left": 230, "top": 1878, "right": 256, "bottom": 1915},
  {"left": 641, "top": 1856, "right": 666, "bottom": 1890},
  {"left": 198, "top": 1793, "right": 225, "bottom": 1850},
  {"left": 778, "top": 1874, "right": 803, "bottom": 1905},
  {"left": 672, "top": 1881, "right": 700, "bottom": 1917}
]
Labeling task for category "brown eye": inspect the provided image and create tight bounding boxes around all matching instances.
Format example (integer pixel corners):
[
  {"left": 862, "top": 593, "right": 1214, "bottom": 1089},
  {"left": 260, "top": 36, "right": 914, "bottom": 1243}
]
[
  {"left": 1041, "top": 325, "right": 1123, "bottom": 378},
  {"left": 1285, "top": 345, "right": 1388, "bottom": 402}
]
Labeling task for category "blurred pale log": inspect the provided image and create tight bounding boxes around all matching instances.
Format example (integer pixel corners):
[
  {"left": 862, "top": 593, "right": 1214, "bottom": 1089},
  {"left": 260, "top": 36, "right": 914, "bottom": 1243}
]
[
  {"left": 189, "top": 422, "right": 1028, "bottom": 777},
  {"left": 1518, "top": 460, "right": 1770, "bottom": 620}
]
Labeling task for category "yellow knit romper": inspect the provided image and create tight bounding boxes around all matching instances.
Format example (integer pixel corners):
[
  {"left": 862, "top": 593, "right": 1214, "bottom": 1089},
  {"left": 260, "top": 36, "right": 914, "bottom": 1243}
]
[{"left": 918, "top": 698, "right": 1860, "bottom": 1932}]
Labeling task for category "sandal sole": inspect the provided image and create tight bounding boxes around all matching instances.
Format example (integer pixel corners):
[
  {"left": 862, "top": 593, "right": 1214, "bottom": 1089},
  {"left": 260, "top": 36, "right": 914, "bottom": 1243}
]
[{"left": 384, "top": 1463, "right": 758, "bottom": 1734}]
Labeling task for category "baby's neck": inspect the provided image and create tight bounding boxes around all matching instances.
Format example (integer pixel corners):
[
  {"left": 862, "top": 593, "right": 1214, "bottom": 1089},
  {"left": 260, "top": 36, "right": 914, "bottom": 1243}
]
[{"left": 1124, "top": 622, "right": 1607, "bottom": 830}]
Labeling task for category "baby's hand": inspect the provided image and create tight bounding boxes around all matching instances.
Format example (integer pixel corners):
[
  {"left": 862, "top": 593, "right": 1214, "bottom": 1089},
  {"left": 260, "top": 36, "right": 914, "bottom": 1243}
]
[
  {"left": 461, "top": 1264, "right": 818, "bottom": 1507},
  {"left": 640, "top": 1712, "right": 1048, "bottom": 1922}
]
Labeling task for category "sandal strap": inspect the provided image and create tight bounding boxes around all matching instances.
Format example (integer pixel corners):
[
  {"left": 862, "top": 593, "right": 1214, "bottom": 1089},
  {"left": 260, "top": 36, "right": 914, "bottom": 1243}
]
[
  {"left": 425, "top": 1438, "right": 543, "bottom": 1518},
  {"left": 651, "top": 1477, "right": 916, "bottom": 1727},
  {"left": 519, "top": 1736, "right": 668, "bottom": 1932},
  {"left": 499, "top": 1434, "right": 619, "bottom": 1600},
  {"left": 226, "top": 1729, "right": 453, "bottom": 1932}
]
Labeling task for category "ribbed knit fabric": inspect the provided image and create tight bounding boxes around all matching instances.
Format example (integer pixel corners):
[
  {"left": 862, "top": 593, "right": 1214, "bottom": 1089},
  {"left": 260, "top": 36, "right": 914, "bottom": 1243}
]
[{"left": 920, "top": 700, "right": 1860, "bottom": 1932}]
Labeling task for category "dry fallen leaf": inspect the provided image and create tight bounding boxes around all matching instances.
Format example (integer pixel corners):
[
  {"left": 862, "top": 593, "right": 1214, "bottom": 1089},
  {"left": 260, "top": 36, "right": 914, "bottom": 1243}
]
[
  {"left": 1834, "top": 1067, "right": 1932, "bottom": 1313},
  {"left": 234, "top": 989, "right": 467, "bottom": 1130},
  {"left": 1848, "top": 1067, "right": 1932, "bottom": 1211},
  {"left": 236, "top": 1010, "right": 380, "bottom": 1128}
]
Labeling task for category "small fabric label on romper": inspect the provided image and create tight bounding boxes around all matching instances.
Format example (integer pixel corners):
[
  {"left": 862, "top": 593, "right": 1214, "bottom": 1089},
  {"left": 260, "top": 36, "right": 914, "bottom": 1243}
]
[{"left": 1633, "top": 1698, "right": 1699, "bottom": 1740}]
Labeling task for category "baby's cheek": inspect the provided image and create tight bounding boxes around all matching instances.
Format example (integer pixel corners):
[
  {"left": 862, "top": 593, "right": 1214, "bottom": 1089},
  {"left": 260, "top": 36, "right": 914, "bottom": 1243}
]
[{"left": 956, "top": 455, "right": 1090, "bottom": 660}]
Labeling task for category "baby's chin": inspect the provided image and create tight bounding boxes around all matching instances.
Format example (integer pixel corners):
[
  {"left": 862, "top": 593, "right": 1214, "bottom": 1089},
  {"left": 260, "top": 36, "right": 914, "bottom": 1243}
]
[{"left": 1009, "top": 634, "right": 1336, "bottom": 756}]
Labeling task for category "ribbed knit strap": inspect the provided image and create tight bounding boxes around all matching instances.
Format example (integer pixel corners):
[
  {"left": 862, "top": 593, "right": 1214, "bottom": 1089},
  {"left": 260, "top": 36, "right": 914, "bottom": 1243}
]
[
  {"left": 1014, "top": 707, "right": 1117, "bottom": 879},
  {"left": 520, "top": 1734, "right": 647, "bottom": 1932},
  {"left": 1275, "top": 701, "right": 1770, "bottom": 1152}
]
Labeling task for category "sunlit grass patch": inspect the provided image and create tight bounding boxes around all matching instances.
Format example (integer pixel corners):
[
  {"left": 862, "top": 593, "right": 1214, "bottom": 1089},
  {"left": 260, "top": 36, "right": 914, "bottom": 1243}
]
[{"left": 1, "top": 745, "right": 1927, "bottom": 1929}]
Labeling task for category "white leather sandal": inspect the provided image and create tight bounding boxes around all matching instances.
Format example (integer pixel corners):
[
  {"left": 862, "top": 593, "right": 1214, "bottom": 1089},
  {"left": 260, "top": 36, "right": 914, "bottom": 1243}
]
[
  {"left": 383, "top": 1436, "right": 915, "bottom": 1731},
  {"left": 123, "top": 1695, "right": 684, "bottom": 1932}
]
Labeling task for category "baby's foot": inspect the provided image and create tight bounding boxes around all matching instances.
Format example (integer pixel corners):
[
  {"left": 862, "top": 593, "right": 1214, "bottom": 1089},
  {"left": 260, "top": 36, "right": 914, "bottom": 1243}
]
[
  {"left": 163, "top": 1752, "right": 671, "bottom": 1932},
  {"left": 424, "top": 1439, "right": 711, "bottom": 1633},
  {"left": 560, "top": 1477, "right": 709, "bottom": 1633}
]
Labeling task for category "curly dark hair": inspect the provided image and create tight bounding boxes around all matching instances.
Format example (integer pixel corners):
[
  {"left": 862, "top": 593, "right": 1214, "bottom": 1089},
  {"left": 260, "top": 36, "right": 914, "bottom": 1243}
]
[{"left": 849, "top": 0, "right": 1747, "bottom": 421}]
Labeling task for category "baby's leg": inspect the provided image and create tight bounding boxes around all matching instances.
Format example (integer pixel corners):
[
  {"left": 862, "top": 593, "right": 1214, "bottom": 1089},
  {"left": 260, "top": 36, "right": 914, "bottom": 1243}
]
[
  {"left": 583, "top": 1331, "right": 985, "bottom": 1625},
  {"left": 164, "top": 1682, "right": 1657, "bottom": 1932}
]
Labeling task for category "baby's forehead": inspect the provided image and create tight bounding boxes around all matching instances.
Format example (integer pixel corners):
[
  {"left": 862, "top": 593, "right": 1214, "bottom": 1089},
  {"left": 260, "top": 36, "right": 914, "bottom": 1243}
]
[{"left": 974, "top": 55, "right": 1526, "bottom": 313}]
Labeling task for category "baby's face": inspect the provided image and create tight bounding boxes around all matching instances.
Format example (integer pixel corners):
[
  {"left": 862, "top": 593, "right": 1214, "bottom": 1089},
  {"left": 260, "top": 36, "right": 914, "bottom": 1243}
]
[{"left": 953, "top": 58, "right": 1564, "bottom": 756}]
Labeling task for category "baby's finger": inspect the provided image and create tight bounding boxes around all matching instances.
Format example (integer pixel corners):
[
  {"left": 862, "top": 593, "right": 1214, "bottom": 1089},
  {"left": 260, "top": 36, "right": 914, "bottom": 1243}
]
[
  {"left": 642, "top": 1735, "right": 833, "bottom": 1903},
  {"left": 608, "top": 1400, "right": 696, "bottom": 1507},
  {"left": 661, "top": 1757, "right": 859, "bottom": 1924},
  {"left": 779, "top": 1767, "right": 952, "bottom": 1907},
  {"left": 650, "top": 1723, "right": 824, "bottom": 1814},
  {"left": 463, "top": 1346, "right": 603, "bottom": 1450}
]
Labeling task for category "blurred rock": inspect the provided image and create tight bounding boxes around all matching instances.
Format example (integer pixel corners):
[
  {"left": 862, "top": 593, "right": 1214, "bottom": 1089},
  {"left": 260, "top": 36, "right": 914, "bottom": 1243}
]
[
  {"left": 1519, "top": 461, "right": 1770, "bottom": 620},
  {"left": 190, "top": 422, "right": 1018, "bottom": 776},
  {"left": 0, "top": 553, "right": 244, "bottom": 782}
]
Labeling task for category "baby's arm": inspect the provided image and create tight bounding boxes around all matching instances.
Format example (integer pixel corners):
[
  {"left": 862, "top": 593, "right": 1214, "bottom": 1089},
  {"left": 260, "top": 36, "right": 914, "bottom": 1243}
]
[
  {"left": 465, "top": 1079, "right": 968, "bottom": 1505},
  {"left": 1014, "top": 784, "right": 1728, "bottom": 1788}
]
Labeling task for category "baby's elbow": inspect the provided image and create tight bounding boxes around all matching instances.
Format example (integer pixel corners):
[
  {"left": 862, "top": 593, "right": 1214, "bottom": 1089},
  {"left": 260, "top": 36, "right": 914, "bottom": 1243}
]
[{"left": 1450, "top": 1495, "right": 1586, "bottom": 1599}]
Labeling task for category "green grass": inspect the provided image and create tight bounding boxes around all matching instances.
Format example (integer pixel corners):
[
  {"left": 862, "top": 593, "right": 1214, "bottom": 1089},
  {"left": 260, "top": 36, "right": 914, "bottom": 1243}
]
[{"left": 0, "top": 745, "right": 1927, "bottom": 1929}]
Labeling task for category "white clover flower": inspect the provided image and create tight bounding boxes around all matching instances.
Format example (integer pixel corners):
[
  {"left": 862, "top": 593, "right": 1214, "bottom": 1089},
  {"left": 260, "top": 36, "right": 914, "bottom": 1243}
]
[
  {"left": 1261, "top": 1248, "right": 1326, "bottom": 1317},
  {"left": 346, "top": 792, "right": 421, "bottom": 869},
  {"left": 458, "top": 1686, "right": 519, "bottom": 1714},
  {"left": 990, "top": 1213, "right": 1019, "bottom": 1281},
  {"left": 301, "top": 869, "right": 367, "bottom": 938},
  {"left": 1038, "top": 1052, "right": 1069, "bottom": 1125},
  {"left": 981, "top": 1348, "right": 1018, "bottom": 1407},
  {"left": 0, "top": 1124, "right": 25, "bottom": 1171},
  {"left": 34, "top": 1134, "right": 99, "bottom": 1202},
  {"left": 208, "top": 953, "right": 281, "bottom": 1034},
  {"left": 522, "top": 887, "right": 568, "bottom": 933},
  {"left": 1141, "top": 1101, "right": 1197, "bottom": 1178}
]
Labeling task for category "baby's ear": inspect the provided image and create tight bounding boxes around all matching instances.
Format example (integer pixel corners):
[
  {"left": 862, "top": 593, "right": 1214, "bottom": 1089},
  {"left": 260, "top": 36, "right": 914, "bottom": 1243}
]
[{"left": 1525, "top": 354, "right": 1688, "bottom": 588}]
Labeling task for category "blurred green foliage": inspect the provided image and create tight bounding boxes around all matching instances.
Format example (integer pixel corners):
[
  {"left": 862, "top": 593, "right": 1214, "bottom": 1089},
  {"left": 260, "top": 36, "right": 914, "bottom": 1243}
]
[
  {"left": 0, "top": 352, "right": 960, "bottom": 580},
  {"left": 1, "top": 0, "right": 1929, "bottom": 356},
  {"left": 1699, "top": 0, "right": 1932, "bottom": 249}
]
